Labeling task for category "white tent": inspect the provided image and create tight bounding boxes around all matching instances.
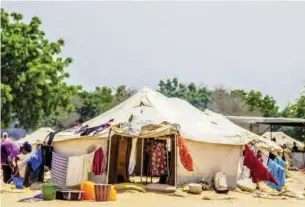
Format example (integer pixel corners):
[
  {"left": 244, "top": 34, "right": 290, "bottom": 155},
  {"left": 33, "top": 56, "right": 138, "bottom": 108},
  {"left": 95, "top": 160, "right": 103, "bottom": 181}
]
[
  {"left": 18, "top": 127, "right": 54, "bottom": 145},
  {"left": 262, "top": 131, "right": 304, "bottom": 149},
  {"left": 51, "top": 88, "right": 268, "bottom": 187}
]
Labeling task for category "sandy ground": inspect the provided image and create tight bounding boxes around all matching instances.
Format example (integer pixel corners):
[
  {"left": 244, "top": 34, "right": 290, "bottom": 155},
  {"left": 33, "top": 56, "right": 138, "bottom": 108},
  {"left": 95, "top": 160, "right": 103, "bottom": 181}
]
[{"left": 1, "top": 171, "right": 305, "bottom": 207}]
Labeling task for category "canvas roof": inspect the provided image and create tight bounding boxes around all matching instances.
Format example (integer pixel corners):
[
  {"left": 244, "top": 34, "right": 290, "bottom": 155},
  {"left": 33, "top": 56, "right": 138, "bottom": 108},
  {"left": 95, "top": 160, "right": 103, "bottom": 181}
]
[
  {"left": 55, "top": 88, "right": 256, "bottom": 145},
  {"left": 18, "top": 127, "right": 54, "bottom": 144},
  {"left": 262, "top": 131, "right": 304, "bottom": 148}
]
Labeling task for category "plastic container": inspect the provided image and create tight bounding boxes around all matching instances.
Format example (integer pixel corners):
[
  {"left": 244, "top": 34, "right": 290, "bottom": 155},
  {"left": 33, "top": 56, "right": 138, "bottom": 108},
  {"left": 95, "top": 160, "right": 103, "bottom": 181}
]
[
  {"left": 13, "top": 177, "right": 24, "bottom": 189},
  {"left": 61, "top": 190, "right": 84, "bottom": 201},
  {"left": 109, "top": 185, "right": 117, "bottom": 201},
  {"left": 94, "top": 184, "right": 111, "bottom": 201},
  {"left": 80, "top": 181, "right": 95, "bottom": 200},
  {"left": 41, "top": 183, "right": 57, "bottom": 201}
]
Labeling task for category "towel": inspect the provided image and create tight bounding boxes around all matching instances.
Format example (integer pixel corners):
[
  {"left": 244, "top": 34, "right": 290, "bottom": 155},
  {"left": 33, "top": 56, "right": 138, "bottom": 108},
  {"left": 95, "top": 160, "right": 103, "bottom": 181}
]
[
  {"left": 50, "top": 152, "right": 68, "bottom": 188},
  {"left": 266, "top": 159, "right": 285, "bottom": 191},
  {"left": 66, "top": 152, "right": 95, "bottom": 186},
  {"left": 243, "top": 145, "right": 278, "bottom": 184},
  {"left": 66, "top": 155, "right": 84, "bottom": 186}
]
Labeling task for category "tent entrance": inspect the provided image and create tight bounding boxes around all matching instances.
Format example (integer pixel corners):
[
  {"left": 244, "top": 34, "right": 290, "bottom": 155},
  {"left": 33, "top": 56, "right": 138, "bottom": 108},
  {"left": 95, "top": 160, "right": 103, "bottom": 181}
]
[{"left": 107, "top": 135, "right": 176, "bottom": 186}]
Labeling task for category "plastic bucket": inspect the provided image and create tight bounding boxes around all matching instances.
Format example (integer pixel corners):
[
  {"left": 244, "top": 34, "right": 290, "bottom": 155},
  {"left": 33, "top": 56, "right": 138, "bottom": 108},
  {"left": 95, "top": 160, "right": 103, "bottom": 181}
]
[
  {"left": 94, "top": 184, "right": 111, "bottom": 201},
  {"left": 41, "top": 184, "right": 57, "bottom": 201},
  {"left": 13, "top": 177, "right": 24, "bottom": 189}
]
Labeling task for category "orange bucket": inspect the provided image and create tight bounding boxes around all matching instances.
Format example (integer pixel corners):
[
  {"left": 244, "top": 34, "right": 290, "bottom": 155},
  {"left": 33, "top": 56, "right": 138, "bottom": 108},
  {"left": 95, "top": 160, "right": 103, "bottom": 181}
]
[{"left": 94, "top": 184, "right": 111, "bottom": 201}]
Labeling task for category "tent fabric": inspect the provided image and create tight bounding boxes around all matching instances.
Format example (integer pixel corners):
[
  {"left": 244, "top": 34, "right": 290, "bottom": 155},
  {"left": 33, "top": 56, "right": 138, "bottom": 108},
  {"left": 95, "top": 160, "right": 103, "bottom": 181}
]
[
  {"left": 54, "top": 88, "right": 255, "bottom": 145},
  {"left": 18, "top": 128, "right": 54, "bottom": 145},
  {"left": 203, "top": 110, "right": 282, "bottom": 151},
  {"left": 262, "top": 131, "right": 304, "bottom": 149},
  {"left": 111, "top": 123, "right": 177, "bottom": 138}
]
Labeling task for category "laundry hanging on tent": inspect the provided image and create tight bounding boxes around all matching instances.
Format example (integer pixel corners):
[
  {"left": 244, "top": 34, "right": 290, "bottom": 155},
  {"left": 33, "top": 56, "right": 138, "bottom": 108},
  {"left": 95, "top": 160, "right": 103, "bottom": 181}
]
[
  {"left": 151, "top": 142, "right": 167, "bottom": 176},
  {"left": 177, "top": 136, "right": 194, "bottom": 171},
  {"left": 50, "top": 152, "right": 68, "bottom": 188},
  {"left": 265, "top": 159, "right": 285, "bottom": 191},
  {"left": 92, "top": 147, "right": 104, "bottom": 175},
  {"left": 274, "top": 156, "right": 286, "bottom": 169},
  {"left": 66, "top": 152, "right": 94, "bottom": 186},
  {"left": 243, "top": 145, "right": 278, "bottom": 184}
]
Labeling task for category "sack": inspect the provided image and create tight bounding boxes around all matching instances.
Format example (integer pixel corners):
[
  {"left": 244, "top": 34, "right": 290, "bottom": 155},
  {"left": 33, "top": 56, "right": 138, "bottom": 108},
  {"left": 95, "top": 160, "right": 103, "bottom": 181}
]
[
  {"left": 146, "top": 183, "right": 176, "bottom": 193},
  {"left": 115, "top": 183, "right": 146, "bottom": 193},
  {"left": 214, "top": 172, "right": 228, "bottom": 193},
  {"left": 237, "top": 179, "right": 256, "bottom": 192}
]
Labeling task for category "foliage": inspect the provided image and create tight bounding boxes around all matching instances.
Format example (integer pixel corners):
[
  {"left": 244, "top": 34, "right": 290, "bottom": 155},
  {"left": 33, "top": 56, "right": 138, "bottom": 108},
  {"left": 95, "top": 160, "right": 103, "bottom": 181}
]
[
  {"left": 1, "top": 9, "right": 81, "bottom": 130},
  {"left": 208, "top": 87, "right": 263, "bottom": 116},
  {"left": 76, "top": 85, "right": 135, "bottom": 122},
  {"left": 158, "top": 78, "right": 212, "bottom": 110},
  {"left": 232, "top": 89, "right": 279, "bottom": 117}
]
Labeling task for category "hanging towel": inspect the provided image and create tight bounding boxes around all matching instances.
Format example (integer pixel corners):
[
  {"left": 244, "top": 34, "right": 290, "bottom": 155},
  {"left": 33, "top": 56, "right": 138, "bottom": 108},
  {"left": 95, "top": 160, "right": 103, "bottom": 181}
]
[
  {"left": 50, "top": 152, "right": 68, "bottom": 188},
  {"left": 243, "top": 145, "right": 278, "bottom": 184},
  {"left": 93, "top": 147, "right": 104, "bottom": 175},
  {"left": 177, "top": 136, "right": 193, "bottom": 171},
  {"left": 266, "top": 159, "right": 285, "bottom": 191},
  {"left": 66, "top": 155, "right": 84, "bottom": 186}
]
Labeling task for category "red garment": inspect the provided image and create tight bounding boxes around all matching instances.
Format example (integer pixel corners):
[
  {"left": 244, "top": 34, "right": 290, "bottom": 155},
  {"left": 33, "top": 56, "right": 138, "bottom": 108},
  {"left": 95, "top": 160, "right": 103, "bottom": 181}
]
[
  {"left": 243, "top": 145, "right": 278, "bottom": 184},
  {"left": 92, "top": 147, "right": 104, "bottom": 175},
  {"left": 177, "top": 136, "right": 193, "bottom": 171}
]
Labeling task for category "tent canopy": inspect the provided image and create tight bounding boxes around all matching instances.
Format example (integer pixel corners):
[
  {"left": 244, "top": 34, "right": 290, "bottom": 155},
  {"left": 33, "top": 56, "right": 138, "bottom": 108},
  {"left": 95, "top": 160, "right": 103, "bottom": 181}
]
[
  {"left": 18, "top": 127, "right": 54, "bottom": 144},
  {"left": 55, "top": 88, "right": 257, "bottom": 145},
  {"left": 262, "top": 131, "right": 304, "bottom": 148}
]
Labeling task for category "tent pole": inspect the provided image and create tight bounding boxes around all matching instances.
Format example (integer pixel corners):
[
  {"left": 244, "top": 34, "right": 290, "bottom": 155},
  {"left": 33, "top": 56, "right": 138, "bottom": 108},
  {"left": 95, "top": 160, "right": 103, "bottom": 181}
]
[
  {"left": 106, "top": 129, "right": 112, "bottom": 184},
  {"left": 175, "top": 134, "right": 177, "bottom": 188},
  {"left": 140, "top": 138, "right": 144, "bottom": 184}
]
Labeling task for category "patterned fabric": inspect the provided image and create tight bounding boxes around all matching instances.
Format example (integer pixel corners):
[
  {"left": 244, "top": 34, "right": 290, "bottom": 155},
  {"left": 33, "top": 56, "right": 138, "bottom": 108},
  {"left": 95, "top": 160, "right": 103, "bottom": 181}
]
[
  {"left": 177, "top": 136, "right": 194, "bottom": 171},
  {"left": 151, "top": 142, "right": 167, "bottom": 176},
  {"left": 50, "top": 152, "right": 68, "bottom": 188}
]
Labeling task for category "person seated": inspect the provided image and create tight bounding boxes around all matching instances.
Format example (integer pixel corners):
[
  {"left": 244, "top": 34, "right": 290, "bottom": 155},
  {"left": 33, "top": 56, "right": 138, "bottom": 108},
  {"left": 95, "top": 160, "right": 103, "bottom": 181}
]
[{"left": 1, "top": 141, "right": 32, "bottom": 183}]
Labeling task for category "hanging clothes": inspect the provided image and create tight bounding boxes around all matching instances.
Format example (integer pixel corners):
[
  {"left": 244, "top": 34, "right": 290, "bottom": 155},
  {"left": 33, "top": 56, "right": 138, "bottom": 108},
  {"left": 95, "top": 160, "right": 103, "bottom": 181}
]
[
  {"left": 151, "top": 142, "right": 167, "bottom": 176},
  {"left": 50, "top": 152, "right": 68, "bottom": 188},
  {"left": 243, "top": 145, "right": 278, "bottom": 184},
  {"left": 27, "top": 146, "right": 43, "bottom": 171},
  {"left": 274, "top": 156, "right": 286, "bottom": 169},
  {"left": 177, "top": 136, "right": 193, "bottom": 171},
  {"left": 41, "top": 145, "right": 54, "bottom": 169},
  {"left": 66, "top": 152, "right": 95, "bottom": 187},
  {"left": 266, "top": 159, "right": 286, "bottom": 191},
  {"left": 92, "top": 147, "right": 104, "bottom": 175}
]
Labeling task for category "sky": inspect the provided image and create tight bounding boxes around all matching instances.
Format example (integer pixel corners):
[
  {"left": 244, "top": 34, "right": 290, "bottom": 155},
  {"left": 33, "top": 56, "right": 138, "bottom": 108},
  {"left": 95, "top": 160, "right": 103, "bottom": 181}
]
[{"left": 2, "top": 1, "right": 305, "bottom": 108}]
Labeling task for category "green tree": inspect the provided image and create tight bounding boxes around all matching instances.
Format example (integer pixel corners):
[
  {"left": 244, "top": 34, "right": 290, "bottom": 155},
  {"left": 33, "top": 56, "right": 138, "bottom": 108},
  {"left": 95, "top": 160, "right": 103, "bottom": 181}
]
[
  {"left": 77, "top": 87, "right": 114, "bottom": 122},
  {"left": 158, "top": 78, "right": 211, "bottom": 110},
  {"left": 232, "top": 89, "right": 279, "bottom": 117},
  {"left": 1, "top": 9, "right": 80, "bottom": 129}
]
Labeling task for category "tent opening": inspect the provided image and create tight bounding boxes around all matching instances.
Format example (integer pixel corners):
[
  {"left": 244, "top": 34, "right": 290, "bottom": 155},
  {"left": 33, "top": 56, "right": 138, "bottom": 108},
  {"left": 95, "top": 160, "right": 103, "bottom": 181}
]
[{"left": 107, "top": 134, "right": 176, "bottom": 186}]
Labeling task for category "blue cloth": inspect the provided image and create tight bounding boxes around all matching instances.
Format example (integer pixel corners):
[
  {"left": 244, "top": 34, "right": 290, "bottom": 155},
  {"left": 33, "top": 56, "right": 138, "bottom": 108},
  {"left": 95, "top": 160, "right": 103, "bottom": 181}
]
[
  {"left": 266, "top": 159, "right": 285, "bottom": 191},
  {"left": 27, "top": 147, "right": 42, "bottom": 171},
  {"left": 274, "top": 156, "right": 286, "bottom": 169}
]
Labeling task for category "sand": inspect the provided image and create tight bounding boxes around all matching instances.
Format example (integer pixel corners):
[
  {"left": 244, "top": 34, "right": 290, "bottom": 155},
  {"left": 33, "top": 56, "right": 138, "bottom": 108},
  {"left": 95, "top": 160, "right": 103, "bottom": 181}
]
[{"left": 1, "top": 171, "right": 305, "bottom": 207}]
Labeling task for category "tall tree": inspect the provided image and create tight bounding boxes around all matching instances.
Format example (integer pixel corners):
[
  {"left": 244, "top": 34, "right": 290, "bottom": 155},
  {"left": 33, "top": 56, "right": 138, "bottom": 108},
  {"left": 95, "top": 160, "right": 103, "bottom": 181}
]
[
  {"left": 208, "top": 87, "right": 263, "bottom": 116},
  {"left": 1, "top": 9, "right": 80, "bottom": 129},
  {"left": 232, "top": 89, "right": 279, "bottom": 117},
  {"left": 77, "top": 87, "right": 114, "bottom": 122},
  {"left": 158, "top": 78, "right": 211, "bottom": 110}
]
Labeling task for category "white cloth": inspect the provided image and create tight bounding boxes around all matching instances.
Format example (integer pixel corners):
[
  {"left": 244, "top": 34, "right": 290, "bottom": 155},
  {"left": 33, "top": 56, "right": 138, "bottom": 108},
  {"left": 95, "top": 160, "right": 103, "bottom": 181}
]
[{"left": 66, "top": 152, "right": 95, "bottom": 186}]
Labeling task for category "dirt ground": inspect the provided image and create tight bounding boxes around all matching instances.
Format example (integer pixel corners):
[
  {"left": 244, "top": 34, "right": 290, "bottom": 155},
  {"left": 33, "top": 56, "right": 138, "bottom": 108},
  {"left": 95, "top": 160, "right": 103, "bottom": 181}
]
[{"left": 1, "top": 171, "right": 305, "bottom": 207}]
